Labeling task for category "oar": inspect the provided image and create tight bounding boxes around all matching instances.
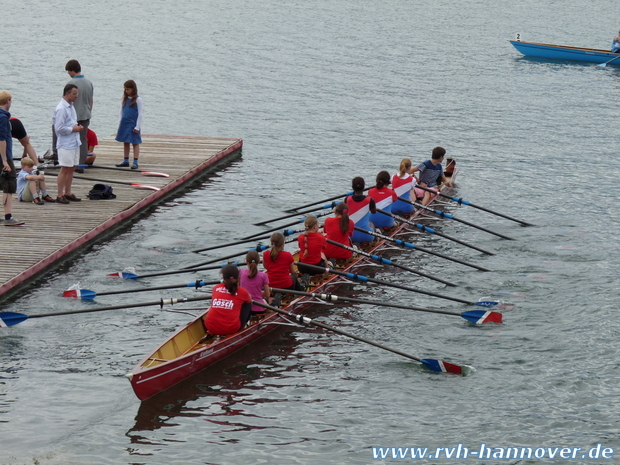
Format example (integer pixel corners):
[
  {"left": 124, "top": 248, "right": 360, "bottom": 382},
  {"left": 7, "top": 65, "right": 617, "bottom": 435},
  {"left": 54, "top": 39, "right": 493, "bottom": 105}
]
[
  {"left": 63, "top": 280, "right": 219, "bottom": 300},
  {"left": 326, "top": 239, "right": 457, "bottom": 287},
  {"left": 79, "top": 164, "right": 169, "bottom": 177},
  {"left": 599, "top": 55, "right": 620, "bottom": 67},
  {"left": 45, "top": 172, "right": 160, "bottom": 191},
  {"left": 42, "top": 163, "right": 169, "bottom": 178},
  {"left": 0, "top": 295, "right": 214, "bottom": 328},
  {"left": 271, "top": 288, "right": 502, "bottom": 324},
  {"left": 192, "top": 229, "right": 302, "bottom": 254},
  {"left": 413, "top": 185, "right": 534, "bottom": 226},
  {"left": 108, "top": 262, "right": 240, "bottom": 280},
  {"left": 241, "top": 210, "right": 332, "bottom": 240},
  {"left": 354, "top": 227, "right": 490, "bottom": 272},
  {"left": 284, "top": 190, "right": 357, "bottom": 212},
  {"left": 254, "top": 201, "right": 340, "bottom": 226},
  {"left": 296, "top": 263, "right": 500, "bottom": 307},
  {"left": 182, "top": 244, "right": 272, "bottom": 270},
  {"left": 253, "top": 300, "right": 468, "bottom": 374},
  {"left": 378, "top": 209, "right": 495, "bottom": 256},
  {"left": 398, "top": 196, "right": 514, "bottom": 240}
]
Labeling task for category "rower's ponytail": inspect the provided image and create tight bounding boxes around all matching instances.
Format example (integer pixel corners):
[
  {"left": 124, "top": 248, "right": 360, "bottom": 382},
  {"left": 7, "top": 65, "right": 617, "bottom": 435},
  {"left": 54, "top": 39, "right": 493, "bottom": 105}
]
[
  {"left": 246, "top": 250, "right": 260, "bottom": 279},
  {"left": 270, "top": 232, "right": 285, "bottom": 262},
  {"left": 334, "top": 202, "right": 350, "bottom": 235},
  {"left": 221, "top": 264, "right": 239, "bottom": 295},
  {"left": 303, "top": 216, "right": 319, "bottom": 257},
  {"left": 399, "top": 158, "right": 412, "bottom": 177}
]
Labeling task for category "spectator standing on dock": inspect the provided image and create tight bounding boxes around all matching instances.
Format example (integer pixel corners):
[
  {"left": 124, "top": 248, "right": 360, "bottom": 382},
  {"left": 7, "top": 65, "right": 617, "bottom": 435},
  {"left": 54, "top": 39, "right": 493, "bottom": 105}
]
[
  {"left": 115, "top": 80, "right": 143, "bottom": 169},
  {"left": 411, "top": 146, "right": 453, "bottom": 205},
  {"left": 17, "top": 158, "right": 55, "bottom": 205},
  {"left": 10, "top": 117, "right": 40, "bottom": 165},
  {"left": 65, "top": 60, "right": 93, "bottom": 172},
  {"left": 0, "top": 91, "right": 24, "bottom": 225},
  {"left": 53, "top": 84, "right": 83, "bottom": 204}
]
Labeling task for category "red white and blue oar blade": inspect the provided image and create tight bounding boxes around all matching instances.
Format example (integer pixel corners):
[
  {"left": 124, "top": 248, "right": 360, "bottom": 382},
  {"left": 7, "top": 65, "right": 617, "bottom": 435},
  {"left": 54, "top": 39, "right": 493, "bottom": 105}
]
[
  {"left": 107, "top": 271, "right": 138, "bottom": 279},
  {"left": 131, "top": 184, "right": 160, "bottom": 191},
  {"left": 474, "top": 300, "right": 499, "bottom": 307},
  {"left": 420, "top": 359, "right": 466, "bottom": 375},
  {"left": 62, "top": 289, "right": 97, "bottom": 300},
  {"left": 0, "top": 312, "right": 28, "bottom": 327},
  {"left": 461, "top": 310, "right": 503, "bottom": 324}
]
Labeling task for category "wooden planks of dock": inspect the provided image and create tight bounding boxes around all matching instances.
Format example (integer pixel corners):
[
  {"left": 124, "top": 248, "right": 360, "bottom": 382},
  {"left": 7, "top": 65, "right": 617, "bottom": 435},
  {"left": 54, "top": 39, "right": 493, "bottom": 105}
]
[{"left": 0, "top": 134, "right": 242, "bottom": 302}]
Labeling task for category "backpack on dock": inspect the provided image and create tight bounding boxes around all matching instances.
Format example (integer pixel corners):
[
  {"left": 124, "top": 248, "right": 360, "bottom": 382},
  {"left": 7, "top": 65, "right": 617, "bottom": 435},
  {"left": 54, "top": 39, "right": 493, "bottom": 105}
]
[{"left": 88, "top": 184, "right": 116, "bottom": 200}]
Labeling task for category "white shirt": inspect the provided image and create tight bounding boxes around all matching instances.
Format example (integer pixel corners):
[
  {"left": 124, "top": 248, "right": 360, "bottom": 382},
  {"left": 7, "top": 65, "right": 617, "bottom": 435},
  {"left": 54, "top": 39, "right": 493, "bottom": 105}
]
[{"left": 53, "top": 99, "right": 81, "bottom": 150}]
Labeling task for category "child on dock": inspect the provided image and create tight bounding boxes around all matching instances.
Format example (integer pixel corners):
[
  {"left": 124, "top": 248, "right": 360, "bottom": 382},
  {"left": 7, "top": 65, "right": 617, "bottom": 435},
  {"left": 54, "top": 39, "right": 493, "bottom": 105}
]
[
  {"left": 17, "top": 158, "right": 55, "bottom": 205},
  {"left": 115, "top": 80, "right": 143, "bottom": 169}
]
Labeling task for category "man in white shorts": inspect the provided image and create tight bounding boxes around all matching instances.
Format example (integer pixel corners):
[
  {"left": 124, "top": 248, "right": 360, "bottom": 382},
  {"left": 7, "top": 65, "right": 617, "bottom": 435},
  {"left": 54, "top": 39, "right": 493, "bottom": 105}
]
[{"left": 53, "top": 83, "right": 83, "bottom": 204}]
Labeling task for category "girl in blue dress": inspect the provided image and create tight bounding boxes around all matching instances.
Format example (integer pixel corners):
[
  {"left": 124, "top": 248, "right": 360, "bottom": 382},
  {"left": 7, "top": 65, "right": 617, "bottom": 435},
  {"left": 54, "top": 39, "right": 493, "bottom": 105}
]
[{"left": 115, "top": 80, "right": 143, "bottom": 169}]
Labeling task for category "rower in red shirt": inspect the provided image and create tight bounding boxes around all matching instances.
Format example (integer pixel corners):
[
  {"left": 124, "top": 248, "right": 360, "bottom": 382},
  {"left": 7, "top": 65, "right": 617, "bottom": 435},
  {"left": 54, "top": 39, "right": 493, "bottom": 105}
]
[
  {"left": 297, "top": 215, "right": 328, "bottom": 275},
  {"left": 204, "top": 264, "right": 252, "bottom": 336},
  {"left": 324, "top": 202, "right": 355, "bottom": 261},
  {"left": 263, "top": 232, "right": 303, "bottom": 291},
  {"left": 391, "top": 158, "right": 415, "bottom": 215}
]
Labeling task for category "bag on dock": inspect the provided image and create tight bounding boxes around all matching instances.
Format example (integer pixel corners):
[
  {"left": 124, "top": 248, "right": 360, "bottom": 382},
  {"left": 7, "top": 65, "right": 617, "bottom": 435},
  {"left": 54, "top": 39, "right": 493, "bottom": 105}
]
[{"left": 88, "top": 184, "right": 116, "bottom": 200}]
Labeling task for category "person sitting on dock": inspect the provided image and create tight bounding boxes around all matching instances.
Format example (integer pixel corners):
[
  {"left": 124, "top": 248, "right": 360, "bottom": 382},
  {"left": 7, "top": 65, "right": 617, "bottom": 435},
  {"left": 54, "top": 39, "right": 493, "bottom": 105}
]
[
  {"left": 85, "top": 128, "right": 97, "bottom": 165},
  {"left": 203, "top": 264, "right": 252, "bottom": 336},
  {"left": 344, "top": 176, "right": 376, "bottom": 243},
  {"left": 612, "top": 30, "right": 620, "bottom": 53},
  {"left": 239, "top": 250, "right": 270, "bottom": 314},
  {"left": 263, "top": 232, "right": 303, "bottom": 292},
  {"left": 297, "top": 215, "right": 329, "bottom": 275},
  {"left": 391, "top": 158, "right": 416, "bottom": 215},
  {"left": 368, "top": 170, "right": 398, "bottom": 229},
  {"left": 16, "top": 158, "right": 55, "bottom": 205},
  {"left": 411, "top": 146, "right": 453, "bottom": 205},
  {"left": 324, "top": 202, "right": 355, "bottom": 262}
]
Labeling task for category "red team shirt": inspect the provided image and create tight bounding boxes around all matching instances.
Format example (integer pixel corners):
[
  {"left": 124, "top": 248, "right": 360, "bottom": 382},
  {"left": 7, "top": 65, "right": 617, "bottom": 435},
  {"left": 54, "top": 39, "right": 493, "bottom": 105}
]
[
  {"left": 297, "top": 232, "right": 327, "bottom": 265},
  {"left": 204, "top": 283, "right": 252, "bottom": 335},
  {"left": 323, "top": 217, "right": 355, "bottom": 260},
  {"left": 263, "top": 249, "right": 295, "bottom": 288}
]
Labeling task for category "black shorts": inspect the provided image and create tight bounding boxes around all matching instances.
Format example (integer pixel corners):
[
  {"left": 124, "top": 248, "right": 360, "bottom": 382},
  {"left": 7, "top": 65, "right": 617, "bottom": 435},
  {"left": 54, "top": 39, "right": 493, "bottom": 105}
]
[
  {"left": 0, "top": 159, "right": 17, "bottom": 194},
  {"left": 10, "top": 118, "right": 27, "bottom": 140}
]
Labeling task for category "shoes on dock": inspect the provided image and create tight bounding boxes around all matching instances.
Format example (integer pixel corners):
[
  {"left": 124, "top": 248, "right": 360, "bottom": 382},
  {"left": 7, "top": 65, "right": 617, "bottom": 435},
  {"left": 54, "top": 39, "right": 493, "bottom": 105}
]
[
  {"left": 42, "top": 195, "right": 56, "bottom": 203},
  {"left": 64, "top": 194, "right": 81, "bottom": 202},
  {"left": 32, "top": 198, "right": 44, "bottom": 206},
  {"left": 131, "top": 161, "right": 139, "bottom": 169},
  {"left": 56, "top": 196, "right": 69, "bottom": 204},
  {"left": 116, "top": 160, "right": 129, "bottom": 167},
  {"left": 2, "top": 217, "right": 25, "bottom": 226}
]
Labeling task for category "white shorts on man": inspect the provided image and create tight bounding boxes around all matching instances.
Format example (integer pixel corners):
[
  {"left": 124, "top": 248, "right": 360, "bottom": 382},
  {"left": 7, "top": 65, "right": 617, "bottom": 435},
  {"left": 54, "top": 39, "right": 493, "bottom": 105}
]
[{"left": 58, "top": 147, "right": 80, "bottom": 167}]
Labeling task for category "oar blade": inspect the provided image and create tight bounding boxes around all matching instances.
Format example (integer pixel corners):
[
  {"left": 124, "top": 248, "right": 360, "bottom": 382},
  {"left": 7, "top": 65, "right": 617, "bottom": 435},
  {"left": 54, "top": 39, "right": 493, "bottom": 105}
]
[
  {"left": 63, "top": 289, "right": 96, "bottom": 300},
  {"left": 0, "top": 312, "right": 28, "bottom": 327},
  {"left": 140, "top": 171, "right": 169, "bottom": 177},
  {"left": 131, "top": 184, "right": 160, "bottom": 191},
  {"left": 473, "top": 300, "right": 499, "bottom": 308},
  {"left": 420, "top": 359, "right": 466, "bottom": 375},
  {"left": 461, "top": 310, "right": 503, "bottom": 324}
]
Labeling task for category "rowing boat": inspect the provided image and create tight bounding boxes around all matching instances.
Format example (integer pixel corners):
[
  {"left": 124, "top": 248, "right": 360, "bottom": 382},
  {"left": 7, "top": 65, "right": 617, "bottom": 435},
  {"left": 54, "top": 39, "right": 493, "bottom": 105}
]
[
  {"left": 509, "top": 40, "right": 620, "bottom": 65},
  {"left": 126, "top": 161, "right": 458, "bottom": 400}
]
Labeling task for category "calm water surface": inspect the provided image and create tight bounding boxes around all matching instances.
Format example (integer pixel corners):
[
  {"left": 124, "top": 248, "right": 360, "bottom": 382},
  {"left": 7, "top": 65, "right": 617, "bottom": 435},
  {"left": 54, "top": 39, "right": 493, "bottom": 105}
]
[{"left": 1, "top": 0, "right": 620, "bottom": 464}]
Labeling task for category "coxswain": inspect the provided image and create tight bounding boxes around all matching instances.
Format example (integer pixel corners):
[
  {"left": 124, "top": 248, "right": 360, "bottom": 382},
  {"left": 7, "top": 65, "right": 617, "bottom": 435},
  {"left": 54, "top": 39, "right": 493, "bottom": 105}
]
[
  {"left": 368, "top": 170, "right": 398, "bottom": 229},
  {"left": 203, "top": 264, "right": 252, "bottom": 336},
  {"left": 324, "top": 202, "right": 355, "bottom": 261},
  {"left": 411, "top": 146, "right": 453, "bottom": 205},
  {"left": 344, "top": 176, "right": 376, "bottom": 243}
]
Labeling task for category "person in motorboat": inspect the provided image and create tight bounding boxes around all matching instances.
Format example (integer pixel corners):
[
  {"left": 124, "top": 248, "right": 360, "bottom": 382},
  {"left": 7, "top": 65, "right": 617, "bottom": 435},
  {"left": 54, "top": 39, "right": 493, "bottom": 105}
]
[{"left": 612, "top": 30, "right": 620, "bottom": 53}]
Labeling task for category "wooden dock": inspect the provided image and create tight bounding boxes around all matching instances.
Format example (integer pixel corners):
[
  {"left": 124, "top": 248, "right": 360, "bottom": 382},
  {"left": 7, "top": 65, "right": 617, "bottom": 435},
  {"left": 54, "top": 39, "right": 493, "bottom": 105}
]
[{"left": 0, "top": 134, "right": 242, "bottom": 302}]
